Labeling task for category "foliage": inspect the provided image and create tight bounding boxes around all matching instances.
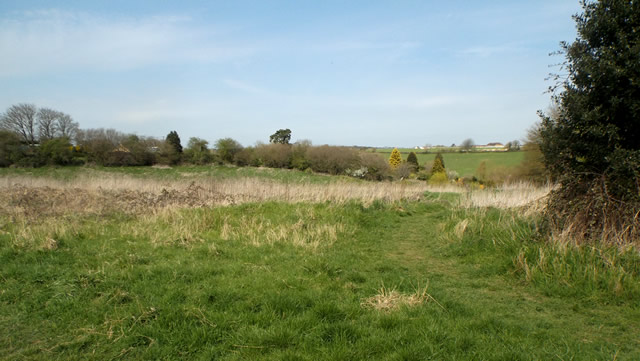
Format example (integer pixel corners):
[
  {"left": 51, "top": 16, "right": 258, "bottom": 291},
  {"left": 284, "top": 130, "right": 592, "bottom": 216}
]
[
  {"left": 76, "top": 128, "right": 125, "bottom": 165},
  {"left": 39, "top": 137, "right": 75, "bottom": 166},
  {"left": 431, "top": 152, "right": 445, "bottom": 174},
  {"left": 428, "top": 171, "right": 448, "bottom": 184},
  {"left": 269, "top": 128, "right": 292, "bottom": 144},
  {"left": 255, "top": 143, "right": 292, "bottom": 168},
  {"left": 406, "top": 151, "right": 419, "bottom": 171},
  {"left": 359, "top": 152, "right": 391, "bottom": 181},
  {"left": 184, "top": 137, "right": 213, "bottom": 165},
  {"left": 165, "top": 131, "right": 183, "bottom": 154},
  {"left": 307, "top": 145, "right": 360, "bottom": 175},
  {"left": 0, "top": 130, "right": 26, "bottom": 167},
  {"left": 460, "top": 138, "right": 474, "bottom": 152},
  {"left": 394, "top": 162, "right": 412, "bottom": 179},
  {"left": 215, "top": 137, "right": 243, "bottom": 163},
  {"left": 290, "top": 140, "right": 311, "bottom": 170},
  {"left": 540, "top": 0, "right": 640, "bottom": 243},
  {"left": 388, "top": 148, "right": 402, "bottom": 169},
  {"left": 233, "top": 147, "right": 259, "bottom": 167}
]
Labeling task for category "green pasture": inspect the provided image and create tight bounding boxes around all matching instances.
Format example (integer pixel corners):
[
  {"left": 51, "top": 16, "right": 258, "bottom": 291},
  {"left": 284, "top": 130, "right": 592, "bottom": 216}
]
[{"left": 376, "top": 150, "right": 525, "bottom": 177}]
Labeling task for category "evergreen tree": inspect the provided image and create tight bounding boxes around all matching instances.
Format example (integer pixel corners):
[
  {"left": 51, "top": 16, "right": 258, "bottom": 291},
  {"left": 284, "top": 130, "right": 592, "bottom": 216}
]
[
  {"left": 406, "top": 151, "right": 419, "bottom": 171},
  {"left": 540, "top": 0, "right": 640, "bottom": 243},
  {"left": 269, "top": 129, "right": 292, "bottom": 144},
  {"left": 388, "top": 148, "right": 402, "bottom": 169},
  {"left": 165, "top": 131, "right": 182, "bottom": 154},
  {"left": 431, "top": 153, "right": 445, "bottom": 174}
]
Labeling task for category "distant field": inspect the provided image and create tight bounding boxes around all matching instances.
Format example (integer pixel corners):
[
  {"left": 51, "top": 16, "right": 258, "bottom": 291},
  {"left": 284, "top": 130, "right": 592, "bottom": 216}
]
[{"left": 375, "top": 150, "right": 524, "bottom": 177}]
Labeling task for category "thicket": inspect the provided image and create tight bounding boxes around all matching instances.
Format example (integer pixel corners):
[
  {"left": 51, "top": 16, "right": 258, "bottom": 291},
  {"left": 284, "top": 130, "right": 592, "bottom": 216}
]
[{"left": 540, "top": 0, "right": 640, "bottom": 244}]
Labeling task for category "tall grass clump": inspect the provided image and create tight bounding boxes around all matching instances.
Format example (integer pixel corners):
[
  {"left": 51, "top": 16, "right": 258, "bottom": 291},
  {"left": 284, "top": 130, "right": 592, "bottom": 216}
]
[{"left": 446, "top": 184, "right": 640, "bottom": 303}]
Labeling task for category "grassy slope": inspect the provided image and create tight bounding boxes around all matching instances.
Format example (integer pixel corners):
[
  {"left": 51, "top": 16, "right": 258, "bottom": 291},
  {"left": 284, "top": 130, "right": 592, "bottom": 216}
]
[
  {"left": 376, "top": 150, "right": 525, "bottom": 177},
  {"left": 1, "top": 195, "right": 638, "bottom": 360}
]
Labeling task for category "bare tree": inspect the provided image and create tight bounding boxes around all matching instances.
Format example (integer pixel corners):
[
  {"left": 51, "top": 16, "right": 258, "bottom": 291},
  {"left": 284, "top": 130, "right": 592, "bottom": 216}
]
[
  {"left": 56, "top": 113, "right": 79, "bottom": 140},
  {"left": 37, "top": 107, "right": 61, "bottom": 141},
  {"left": 460, "top": 138, "right": 474, "bottom": 152},
  {"left": 0, "top": 103, "right": 38, "bottom": 145}
]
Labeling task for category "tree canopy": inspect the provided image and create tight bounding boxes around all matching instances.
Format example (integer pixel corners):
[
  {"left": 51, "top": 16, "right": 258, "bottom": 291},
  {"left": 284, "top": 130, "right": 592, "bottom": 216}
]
[
  {"left": 269, "top": 129, "right": 292, "bottom": 144},
  {"left": 540, "top": 0, "right": 640, "bottom": 243}
]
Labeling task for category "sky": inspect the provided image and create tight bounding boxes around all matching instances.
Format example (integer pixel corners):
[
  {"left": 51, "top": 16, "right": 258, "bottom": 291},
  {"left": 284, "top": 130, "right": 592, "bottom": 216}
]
[{"left": 0, "top": 1, "right": 582, "bottom": 147}]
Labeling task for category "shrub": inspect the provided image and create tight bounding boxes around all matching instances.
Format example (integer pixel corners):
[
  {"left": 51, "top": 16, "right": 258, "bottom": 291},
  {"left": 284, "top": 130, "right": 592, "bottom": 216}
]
[
  {"left": 39, "top": 137, "right": 74, "bottom": 165},
  {"left": 406, "top": 151, "right": 419, "bottom": 171},
  {"left": 428, "top": 171, "right": 448, "bottom": 185},
  {"left": 255, "top": 143, "right": 292, "bottom": 168},
  {"left": 234, "top": 147, "right": 259, "bottom": 167},
  {"left": 290, "top": 140, "right": 311, "bottom": 170},
  {"left": 388, "top": 148, "right": 402, "bottom": 169},
  {"left": 431, "top": 153, "right": 445, "bottom": 174},
  {"left": 184, "top": 137, "right": 213, "bottom": 165},
  {"left": 215, "top": 138, "right": 243, "bottom": 164},
  {"left": 0, "top": 130, "right": 26, "bottom": 167},
  {"left": 359, "top": 152, "right": 392, "bottom": 181},
  {"left": 307, "top": 145, "right": 359, "bottom": 175}
]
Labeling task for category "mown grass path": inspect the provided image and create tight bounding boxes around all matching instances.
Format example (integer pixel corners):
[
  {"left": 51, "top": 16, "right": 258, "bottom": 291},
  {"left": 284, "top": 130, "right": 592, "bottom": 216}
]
[{"left": 1, "top": 200, "right": 638, "bottom": 360}]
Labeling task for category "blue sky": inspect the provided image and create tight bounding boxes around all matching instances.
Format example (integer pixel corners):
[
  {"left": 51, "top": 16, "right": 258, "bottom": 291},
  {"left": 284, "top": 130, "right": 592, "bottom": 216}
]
[{"left": 0, "top": 1, "right": 581, "bottom": 147}]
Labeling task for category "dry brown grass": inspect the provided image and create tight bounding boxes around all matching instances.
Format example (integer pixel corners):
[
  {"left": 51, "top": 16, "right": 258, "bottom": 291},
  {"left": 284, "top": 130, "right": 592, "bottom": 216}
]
[
  {"left": 458, "top": 182, "right": 554, "bottom": 214},
  {"left": 361, "top": 284, "right": 441, "bottom": 312},
  {"left": 0, "top": 174, "right": 444, "bottom": 219}
]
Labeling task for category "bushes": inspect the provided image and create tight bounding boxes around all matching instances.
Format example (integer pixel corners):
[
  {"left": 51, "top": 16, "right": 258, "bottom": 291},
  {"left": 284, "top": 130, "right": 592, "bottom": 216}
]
[
  {"left": 0, "top": 130, "right": 27, "bottom": 167},
  {"left": 358, "top": 152, "right": 392, "bottom": 181},
  {"left": 255, "top": 143, "right": 292, "bottom": 168},
  {"left": 215, "top": 138, "right": 243, "bottom": 163},
  {"left": 39, "top": 137, "right": 75, "bottom": 165},
  {"left": 184, "top": 137, "right": 213, "bottom": 165},
  {"left": 307, "top": 145, "right": 360, "bottom": 175}
]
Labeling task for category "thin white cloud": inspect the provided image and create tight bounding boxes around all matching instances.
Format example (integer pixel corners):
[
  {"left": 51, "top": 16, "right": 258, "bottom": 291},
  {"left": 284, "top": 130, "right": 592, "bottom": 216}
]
[
  {"left": 460, "top": 44, "right": 525, "bottom": 58},
  {"left": 0, "top": 9, "right": 257, "bottom": 76},
  {"left": 223, "top": 79, "right": 273, "bottom": 96}
]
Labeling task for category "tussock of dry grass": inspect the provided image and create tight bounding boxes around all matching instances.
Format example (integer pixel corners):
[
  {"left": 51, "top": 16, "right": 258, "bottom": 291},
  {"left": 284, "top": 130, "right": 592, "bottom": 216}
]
[
  {"left": 458, "top": 182, "right": 553, "bottom": 214},
  {"left": 361, "top": 285, "right": 439, "bottom": 312},
  {"left": 219, "top": 216, "right": 348, "bottom": 249}
]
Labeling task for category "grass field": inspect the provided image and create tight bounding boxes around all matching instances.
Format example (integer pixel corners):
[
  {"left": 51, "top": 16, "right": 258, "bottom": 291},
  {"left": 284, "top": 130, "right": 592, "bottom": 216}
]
[
  {"left": 1, "top": 166, "right": 638, "bottom": 360},
  {"left": 375, "top": 149, "right": 525, "bottom": 177}
]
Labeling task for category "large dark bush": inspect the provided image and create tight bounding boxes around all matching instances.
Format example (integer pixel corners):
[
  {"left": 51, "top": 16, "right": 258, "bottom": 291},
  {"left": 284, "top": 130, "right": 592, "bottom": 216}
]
[
  {"left": 307, "top": 145, "right": 359, "bottom": 175},
  {"left": 540, "top": 0, "right": 640, "bottom": 244},
  {"left": 255, "top": 143, "right": 292, "bottom": 168},
  {"left": 0, "top": 130, "right": 26, "bottom": 167}
]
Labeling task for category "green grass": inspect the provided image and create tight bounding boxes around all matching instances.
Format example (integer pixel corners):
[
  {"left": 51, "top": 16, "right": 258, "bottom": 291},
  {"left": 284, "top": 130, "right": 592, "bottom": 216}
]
[
  {"left": 1, "top": 189, "right": 639, "bottom": 360},
  {"left": 376, "top": 150, "right": 525, "bottom": 177}
]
